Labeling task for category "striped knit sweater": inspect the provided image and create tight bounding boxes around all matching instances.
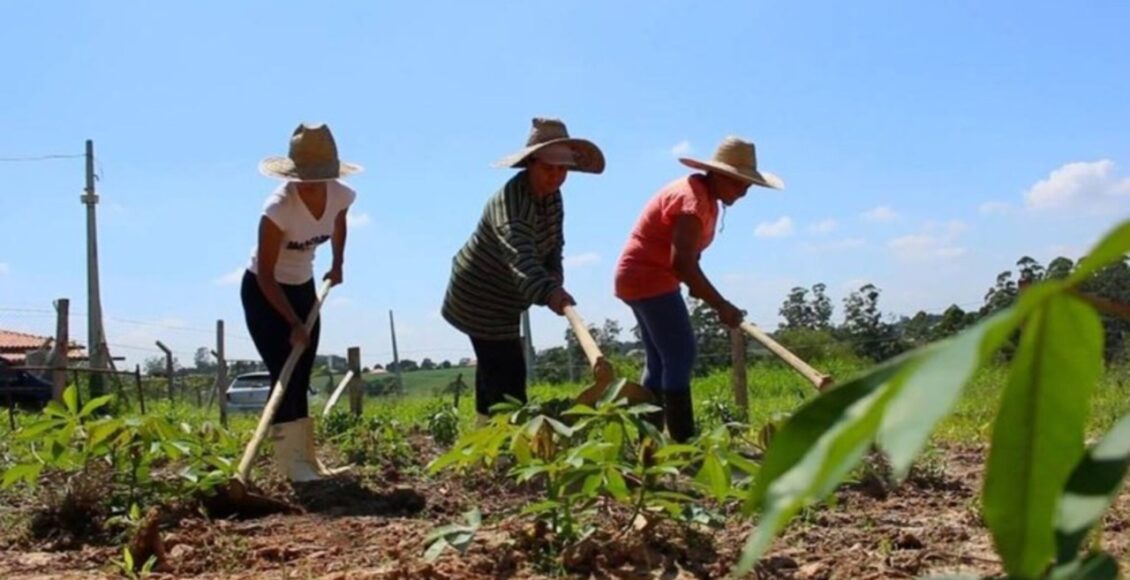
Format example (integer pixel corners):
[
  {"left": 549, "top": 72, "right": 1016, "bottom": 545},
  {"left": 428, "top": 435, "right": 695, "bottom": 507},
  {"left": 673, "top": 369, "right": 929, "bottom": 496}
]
[{"left": 442, "top": 171, "right": 564, "bottom": 341}]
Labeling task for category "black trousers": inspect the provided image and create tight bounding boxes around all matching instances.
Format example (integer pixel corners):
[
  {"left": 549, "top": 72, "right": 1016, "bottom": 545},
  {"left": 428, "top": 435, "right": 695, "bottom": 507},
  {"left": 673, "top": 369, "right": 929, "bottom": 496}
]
[
  {"left": 241, "top": 270, "right": 321, "bottom": 424},
  {"left": 470, "top": 337, "right": 527, "bottom": 415}
]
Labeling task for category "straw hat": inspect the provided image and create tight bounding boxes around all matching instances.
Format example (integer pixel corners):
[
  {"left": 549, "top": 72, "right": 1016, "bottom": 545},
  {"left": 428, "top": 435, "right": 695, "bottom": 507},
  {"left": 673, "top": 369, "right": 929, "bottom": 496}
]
[
  {"left": 679, "top": 136, "right": 783, "bottom": 189},
  {"left": 259, "top": 123, "right": 363, "bottom": 182},
  {"left": 492, "top": 117, "right": 605, "bottom": 174}
]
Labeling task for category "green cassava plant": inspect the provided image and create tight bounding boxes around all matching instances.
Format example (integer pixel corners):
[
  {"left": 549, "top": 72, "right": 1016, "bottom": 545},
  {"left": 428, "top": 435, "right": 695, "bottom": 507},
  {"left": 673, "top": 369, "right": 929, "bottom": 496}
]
[{"left": 736, "top": 219, "right": 1130, "bottom": 579}]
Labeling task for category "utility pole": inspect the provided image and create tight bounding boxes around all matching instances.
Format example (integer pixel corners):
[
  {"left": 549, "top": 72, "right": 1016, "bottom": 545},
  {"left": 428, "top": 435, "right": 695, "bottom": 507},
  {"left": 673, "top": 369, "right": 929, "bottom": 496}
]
[
  {"left": 82, "top": 139, "right": 107, "bottom": 397},
  {"left": 389, "top": 310, "right": 404, "bottom": 394}
]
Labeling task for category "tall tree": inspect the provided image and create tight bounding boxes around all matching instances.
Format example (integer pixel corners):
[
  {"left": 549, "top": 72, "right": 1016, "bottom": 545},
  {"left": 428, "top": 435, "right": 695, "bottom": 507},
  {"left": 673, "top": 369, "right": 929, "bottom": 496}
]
[{"left": 841, "top": 283, "right": 905, "bottom": 361}]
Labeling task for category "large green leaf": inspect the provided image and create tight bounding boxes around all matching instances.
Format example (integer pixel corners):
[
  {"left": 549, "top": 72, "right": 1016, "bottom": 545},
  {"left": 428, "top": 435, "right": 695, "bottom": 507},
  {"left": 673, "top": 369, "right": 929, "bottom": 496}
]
[
  {"left": 1068, "top": 220, "right": 1130, "bottom": 284},
  {"left": 79, "top": 395, "right": 115, "bottom": 419},
  {"left": 1048, "top": 552, "right": 1120, "bottom": 580},
  {"left": 983, "top": 293, "right": 1103, "bottom": 578},
  {"left": 747, "top": 356, "right": 911, "bottom": 511},
  {"left": 604, "top": 469, "right": 630, "bottom": 501},
  {"left": 62, "top": 385, "right": 78, "bottom": 415},
  {"left": 2, "top": 464, "right": 42, "bottom": 488},
  {"left": 695, "top": 452, "right": 730, "bottom": 501},
  {"left": 1055, "top": 413, "right": 1130, "bottom": 565},
  {"left": 16, "top": 418, "right": 66, "bottom": 440},
  {"left": 42, "top": 400, "right": 69, "bottom": 419},
  {"left": 87, "top": 419, "right": 122, "bottom": 449},
  {"left": 735, "top": 356, "right": 916, "bottom": 574},
  {"left": 878, "top": 283, "right": 1059, "bottom": 479}
]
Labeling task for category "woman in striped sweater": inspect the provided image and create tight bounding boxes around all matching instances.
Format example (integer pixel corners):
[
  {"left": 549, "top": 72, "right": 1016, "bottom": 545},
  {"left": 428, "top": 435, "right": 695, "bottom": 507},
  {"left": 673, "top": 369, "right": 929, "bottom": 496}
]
[{"left": 442, "top": 118, "right": 605, "bottom": 420}]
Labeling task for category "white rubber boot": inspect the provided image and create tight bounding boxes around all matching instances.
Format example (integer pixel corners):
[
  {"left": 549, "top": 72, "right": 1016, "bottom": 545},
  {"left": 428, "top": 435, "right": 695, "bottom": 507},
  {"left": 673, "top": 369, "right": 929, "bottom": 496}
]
[
  {"left": 297, "top": 417, "right": 352, "bottom": 477},
  {"left": 271, "top": 420, "right": 322, "bottom": 483}
]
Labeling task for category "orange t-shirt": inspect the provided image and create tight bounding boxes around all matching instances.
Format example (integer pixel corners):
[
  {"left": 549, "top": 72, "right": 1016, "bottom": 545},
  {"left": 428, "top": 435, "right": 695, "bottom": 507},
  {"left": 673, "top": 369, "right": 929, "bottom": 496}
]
[{"left": 614, "top": 174, "right": 719, "bottom": 301}]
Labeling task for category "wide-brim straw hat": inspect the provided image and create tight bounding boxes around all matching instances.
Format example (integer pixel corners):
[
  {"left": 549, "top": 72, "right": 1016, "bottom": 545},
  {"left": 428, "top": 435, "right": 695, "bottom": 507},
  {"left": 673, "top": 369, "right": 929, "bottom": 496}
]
[
  {"left": 679, "top": 136, "right": 784, "bottom": 189},
  {"left": 259, "top": 123, "right": 363, "bottom": 182},
  {"left": 491, "top": 117, "right": 605, "bottom": 174}
]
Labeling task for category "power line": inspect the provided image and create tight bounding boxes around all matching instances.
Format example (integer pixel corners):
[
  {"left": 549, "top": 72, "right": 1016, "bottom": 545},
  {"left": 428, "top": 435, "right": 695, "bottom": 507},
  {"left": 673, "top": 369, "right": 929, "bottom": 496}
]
[{"left": 0, "top": 153, "right": 84, "bottom": 162}]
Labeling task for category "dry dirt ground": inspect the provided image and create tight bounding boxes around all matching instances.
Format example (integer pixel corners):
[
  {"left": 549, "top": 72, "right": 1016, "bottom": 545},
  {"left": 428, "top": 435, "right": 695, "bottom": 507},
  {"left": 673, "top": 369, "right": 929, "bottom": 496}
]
[{"left": 2, "top": 440, "right": 1128, "bottom": 579}]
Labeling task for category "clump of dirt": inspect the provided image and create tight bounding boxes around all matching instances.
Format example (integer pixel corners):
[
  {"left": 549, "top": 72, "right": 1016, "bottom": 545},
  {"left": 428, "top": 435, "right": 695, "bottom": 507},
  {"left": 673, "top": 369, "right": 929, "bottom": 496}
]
[{"left": 27, "top": 464, "right": 116, "bottom": 550}]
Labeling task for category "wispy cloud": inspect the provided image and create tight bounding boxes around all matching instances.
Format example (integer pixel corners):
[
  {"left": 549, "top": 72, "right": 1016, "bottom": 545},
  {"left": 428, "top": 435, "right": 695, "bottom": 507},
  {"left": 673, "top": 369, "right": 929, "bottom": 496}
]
[
  {"left": 670, "top": 140, "right": 692, "bottom": 158},
  {"left": 754, "top": 216, "right": 794, "bottom": 238},
  {"left": 1025, "top": 159, "right": 1130, "bottom": 212},
  {"left": 807, "top": 219, "right": 838, "bottom": 235},
  {"left": 0, "top": 262, "right": 8, "bottom": 275},
  {"left": 800, "top": 237, "right": 866, "bottom": 253},
  {"left": 213, "top": 267, "right": 245, "bottom": 286},
  {"left": 564, "top": 252, "right": 601, "bottom": 268},
  {"left": 862, "top": 206, "right": 899, "bottom": 223},
  {"left": 347, "top": 212, "right": 372, "bottom": 228},
  {"left": 888, "top": 220, "right": 968, "bottom": 262},
  {"left": 978, "top": 201, "right": 1013, "bottom": 215}
]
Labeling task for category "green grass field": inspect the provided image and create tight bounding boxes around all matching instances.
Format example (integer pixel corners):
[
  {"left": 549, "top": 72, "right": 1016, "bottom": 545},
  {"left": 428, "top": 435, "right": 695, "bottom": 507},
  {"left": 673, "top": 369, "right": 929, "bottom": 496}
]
[
  {"left": 310, "top": 365, "right": 473, "bottom": 397},
  {"left": 321, "top": 358, "right": 1130, "bottom": 448},
  {"left": 6, "top": 359, "right": 1128, "bottom": 451}
]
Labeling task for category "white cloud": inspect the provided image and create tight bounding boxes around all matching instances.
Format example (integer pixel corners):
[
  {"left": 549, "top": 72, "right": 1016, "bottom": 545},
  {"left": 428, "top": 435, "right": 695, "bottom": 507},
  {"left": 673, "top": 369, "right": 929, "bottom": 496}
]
[
  {"left": 924, "top": 219, "right": 968, "bottom": 238},
  {"left": 808, "top": 219, "right": 838, "bottom": 235},
  {"left": 328, "top": 297, "right": 351, "bottom": 309},
  {"left": 564, "top": 252, "right": 601, "bottom": 268},
  {"left": 347, "top": 212, "right": 372, "bottom": 228},
  {"left": 888, "top": 237, "right": 968, "bottom": 261},
  {"left": 213, "top": 267, "right": 245, "bottom": 286},
  {"left": 800, "top": 237, "right": 866, "bottom": 253},
  {"left": 935, "top": 247, "right": 968, "bottom": 259},
  {"left": 887, "top": 220, "right": 968, "bottom": 262},
  {"left": 754, "top": 216, "right": 794, "bottom": 238},
  {"left": 888, "top": 234, "right": 933, "bottom": 252},
  {"left": 862, "top": 206, "right": 899, "bottom": 223},
  {"left": 1025, "top": 159, "right": 1130, "bottom": 211},
  {"left": 0, "top": 262, "right": 8, "bottom": 275},
  {"left": 979, "top": 201, "right": 1013, "bottom": 215},
  {"left": 670, "top": 140, "right": 692, "bottom": 158}
]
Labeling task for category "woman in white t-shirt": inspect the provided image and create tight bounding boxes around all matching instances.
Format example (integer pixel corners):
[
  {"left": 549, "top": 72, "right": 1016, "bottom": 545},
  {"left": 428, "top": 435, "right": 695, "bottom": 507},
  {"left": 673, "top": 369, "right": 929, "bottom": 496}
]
[{"left": 241, "top": 123, "right": 360, "bottom": 482}]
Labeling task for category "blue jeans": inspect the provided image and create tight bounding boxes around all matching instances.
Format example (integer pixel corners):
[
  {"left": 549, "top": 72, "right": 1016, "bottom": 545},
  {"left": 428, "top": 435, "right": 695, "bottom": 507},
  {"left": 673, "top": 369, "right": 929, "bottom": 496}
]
[{"left": 625, "top": 291, "right": 695, "bottom": 394}]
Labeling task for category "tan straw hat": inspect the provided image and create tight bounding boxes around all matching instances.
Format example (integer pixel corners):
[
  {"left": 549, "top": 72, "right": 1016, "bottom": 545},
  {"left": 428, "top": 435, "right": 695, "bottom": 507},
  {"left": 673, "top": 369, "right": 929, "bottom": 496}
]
[
  {"left": 259, "top": 123, "right": 363, "bottom": 182},
  {"left": 679, "top": 136, "right": 784, "bottom": 189},
  {"left": 492, "top": 117, "right": 605, "bottom": 174}
]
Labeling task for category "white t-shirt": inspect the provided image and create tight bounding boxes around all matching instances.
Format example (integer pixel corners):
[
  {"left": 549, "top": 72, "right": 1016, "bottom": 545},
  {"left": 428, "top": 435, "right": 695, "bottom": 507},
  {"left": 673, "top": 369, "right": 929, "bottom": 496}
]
[{"left": 247, "top": 180, "right": 357, "bottom": 285}]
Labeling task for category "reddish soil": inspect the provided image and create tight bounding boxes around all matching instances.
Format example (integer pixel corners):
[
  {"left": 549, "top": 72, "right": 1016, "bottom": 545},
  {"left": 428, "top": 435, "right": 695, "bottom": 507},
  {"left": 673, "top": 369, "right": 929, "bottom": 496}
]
[{"left": 2, "top": 440, "right": 1128, "bottom": 579}]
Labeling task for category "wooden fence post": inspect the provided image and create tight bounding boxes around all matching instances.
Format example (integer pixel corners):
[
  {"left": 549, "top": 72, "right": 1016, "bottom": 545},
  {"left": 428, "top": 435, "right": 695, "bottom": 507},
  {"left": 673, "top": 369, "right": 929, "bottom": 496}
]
[
  {"left": 730, "top": 328, "right": 749, "bottom": 422},
  {"left": 348, "top": 347, "right": 363, "bottom": 417},
  {"left": 155, "top": 341, "right": 174, "bottom": 405},
  {"left": 215, "top": 320, "right": 228, "bottom": 427},
  {"left": 52, "top": 298, "right": 70, "bottom": 402},
  {"left": 134, "top": 364, "right": 146, "bottom": 414}
]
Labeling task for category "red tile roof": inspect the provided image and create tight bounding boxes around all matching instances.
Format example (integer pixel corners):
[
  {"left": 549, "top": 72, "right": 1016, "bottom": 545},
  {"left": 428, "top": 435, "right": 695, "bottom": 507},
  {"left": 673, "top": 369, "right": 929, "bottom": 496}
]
[{"left": 0, "top": 329, "right": 87, "bottom": 364}]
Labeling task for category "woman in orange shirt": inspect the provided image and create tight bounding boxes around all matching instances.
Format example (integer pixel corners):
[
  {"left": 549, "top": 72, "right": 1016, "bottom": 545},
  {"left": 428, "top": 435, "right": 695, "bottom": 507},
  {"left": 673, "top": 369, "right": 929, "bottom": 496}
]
[{"left": 613, "top": 137, "right": 784, "bottom": 441}]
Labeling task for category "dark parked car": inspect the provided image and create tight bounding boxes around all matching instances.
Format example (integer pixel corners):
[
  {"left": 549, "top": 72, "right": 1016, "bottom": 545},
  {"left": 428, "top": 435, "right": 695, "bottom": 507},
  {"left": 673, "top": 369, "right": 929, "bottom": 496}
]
[{"left": 0, "top": 358, "right": 53, "bottom": 408}]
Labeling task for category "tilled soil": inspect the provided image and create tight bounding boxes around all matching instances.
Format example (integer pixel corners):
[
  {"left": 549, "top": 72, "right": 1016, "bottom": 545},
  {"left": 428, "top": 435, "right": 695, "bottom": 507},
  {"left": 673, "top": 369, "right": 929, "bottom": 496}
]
[{"left": 2, "top": 441, "right": 1128, "bottom": 579}]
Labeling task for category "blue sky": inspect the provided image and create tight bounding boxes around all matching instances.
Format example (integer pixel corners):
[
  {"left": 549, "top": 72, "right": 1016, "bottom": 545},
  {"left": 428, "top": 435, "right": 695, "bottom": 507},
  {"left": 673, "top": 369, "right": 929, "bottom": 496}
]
[{"left": 2, "top": 1, "right": 1128, "bottom": 369}]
